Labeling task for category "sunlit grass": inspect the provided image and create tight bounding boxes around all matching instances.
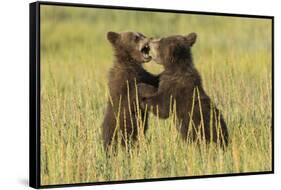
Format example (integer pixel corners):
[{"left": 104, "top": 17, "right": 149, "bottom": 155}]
[{"left": 40, "top": 5, "right": 272, "bottom": 185}]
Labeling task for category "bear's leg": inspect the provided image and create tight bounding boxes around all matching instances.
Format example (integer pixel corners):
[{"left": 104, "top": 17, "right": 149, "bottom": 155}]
[
  {"left": 142, "top": 110, "right": 149, "bottom": 134},
  {"left": 102, "top": 105, "right": 116, "bottom": 152}
]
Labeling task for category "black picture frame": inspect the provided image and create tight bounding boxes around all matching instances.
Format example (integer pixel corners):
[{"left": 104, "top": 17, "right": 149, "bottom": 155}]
[{"left": 29, "top": 1, "right": 274, "bottom": 189}]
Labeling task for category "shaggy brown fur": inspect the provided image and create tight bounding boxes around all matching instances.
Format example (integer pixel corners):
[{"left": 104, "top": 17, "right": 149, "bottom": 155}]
[
  {"left": 138, "top": 33, "right": 228, "bottom": 146},
  {"left": 102, "top": 31, "right": 159, "bottom": 151}
]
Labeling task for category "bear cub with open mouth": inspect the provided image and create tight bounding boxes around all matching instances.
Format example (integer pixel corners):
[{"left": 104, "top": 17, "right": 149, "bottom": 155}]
[{"left": 102, "top": 31, "right": 159, "bottom": 151}]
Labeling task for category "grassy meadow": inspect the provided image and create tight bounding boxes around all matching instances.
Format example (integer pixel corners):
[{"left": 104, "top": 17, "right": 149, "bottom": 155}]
[{"left": 40, "top": 5, "right": 272, "bottom": 185}]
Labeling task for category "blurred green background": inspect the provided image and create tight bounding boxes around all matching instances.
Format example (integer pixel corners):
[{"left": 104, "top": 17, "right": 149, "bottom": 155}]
[{"left": 40, "top": 5, "right": 272, "bottom": 186}]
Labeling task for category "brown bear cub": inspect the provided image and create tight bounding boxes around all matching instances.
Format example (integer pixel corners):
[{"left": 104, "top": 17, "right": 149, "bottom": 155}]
[
  {"left": 138, "top": 33, "right": 228, "bottom": 147},
  {"left": 102, "top": 31, "right": 159, "bottom": 151}
]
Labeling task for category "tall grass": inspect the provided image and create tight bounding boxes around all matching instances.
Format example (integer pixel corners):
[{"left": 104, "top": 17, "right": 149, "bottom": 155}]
[{"left": 40, "top": 5, "right": 272, "bottom": 185}]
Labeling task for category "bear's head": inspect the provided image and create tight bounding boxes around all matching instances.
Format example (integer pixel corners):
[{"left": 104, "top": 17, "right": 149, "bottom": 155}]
[
  {"left": 107, "top": 31, "right": 151, "bottom": 63},
  {"left": 149, "top": 33, "right": 197, "bottom": 69}
]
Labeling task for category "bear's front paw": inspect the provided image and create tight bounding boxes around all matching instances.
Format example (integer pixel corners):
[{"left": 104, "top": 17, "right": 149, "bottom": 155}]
[{"left": 137, "top": 83, "right": 157, "bottom": 98}]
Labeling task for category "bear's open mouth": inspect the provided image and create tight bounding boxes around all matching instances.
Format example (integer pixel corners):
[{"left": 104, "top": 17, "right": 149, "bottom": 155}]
[{"left": 141, "top": 44, "right": 151, "bottom": 60}]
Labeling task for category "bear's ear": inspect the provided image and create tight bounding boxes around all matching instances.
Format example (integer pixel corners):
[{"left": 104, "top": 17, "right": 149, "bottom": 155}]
[
  {"left": 107, "top": 32, "right": 120, "bottom": 45},
  {"left": 185, "top": 32, "right": 197, "bottom": 47}
]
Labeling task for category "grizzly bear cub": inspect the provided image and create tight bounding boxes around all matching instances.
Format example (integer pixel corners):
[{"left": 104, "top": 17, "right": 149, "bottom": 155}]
[
  {"left": 102, "top": 31, "right": 159, "bottom": 151},
  {"left": 138, "top": 33, "right": 228, "bottom": 147}
]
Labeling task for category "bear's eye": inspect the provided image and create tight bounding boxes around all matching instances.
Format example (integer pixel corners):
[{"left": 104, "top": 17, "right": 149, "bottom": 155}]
[{"left": 134, "top": 35, "right": 140, "bottom": 42}]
